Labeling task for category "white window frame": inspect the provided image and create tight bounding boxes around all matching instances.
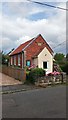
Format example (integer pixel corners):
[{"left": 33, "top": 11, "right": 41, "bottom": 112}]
[
  {"left": 43, "top": 61, "right": 48, "bottom": 69},
  {"left": 14, "top": 56, "right": 16, "bottom": 65},
  {"left": 18, "top": 54, "right": 20, "bottom": 66}
]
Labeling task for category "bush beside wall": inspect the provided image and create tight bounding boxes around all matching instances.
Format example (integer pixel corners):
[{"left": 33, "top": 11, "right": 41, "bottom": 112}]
[{"left": 26, "top": 68, "right": 45, "bottom": 84}]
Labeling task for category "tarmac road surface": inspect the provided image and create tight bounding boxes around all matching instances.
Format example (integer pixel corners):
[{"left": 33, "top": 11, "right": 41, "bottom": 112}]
[{"left": 2, "top": 85, "right": 66, "bottom": 118}]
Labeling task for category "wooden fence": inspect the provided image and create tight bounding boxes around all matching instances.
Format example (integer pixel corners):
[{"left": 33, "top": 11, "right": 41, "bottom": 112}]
[{"left": 0, "top": 65, "right": 26, "bottom": 82}]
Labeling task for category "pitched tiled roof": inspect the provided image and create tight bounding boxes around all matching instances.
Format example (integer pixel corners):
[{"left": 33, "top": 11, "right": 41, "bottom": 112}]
[
  {"left": 10, "top": 34, "right": 53, "bottom": 58},
  {"left": 10, "top": 39, "right": 33, "bottom": 55}
]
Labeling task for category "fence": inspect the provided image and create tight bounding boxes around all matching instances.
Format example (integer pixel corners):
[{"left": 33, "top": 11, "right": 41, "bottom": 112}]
[{"left": 0, "top": 65, "right": 26, "bottom": 82}]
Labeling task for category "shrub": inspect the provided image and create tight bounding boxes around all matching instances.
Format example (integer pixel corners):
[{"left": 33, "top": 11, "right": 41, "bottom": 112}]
[
  {"left": 26, "top": 68, "right": 45, "bottom": 84},
  {"left": 60, "top": 62, "right": 68, "bottom": 75}
]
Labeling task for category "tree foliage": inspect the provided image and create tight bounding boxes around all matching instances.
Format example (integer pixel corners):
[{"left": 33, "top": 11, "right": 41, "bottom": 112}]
[
  {"left": 0, "top": 52, "right": 2, "bottom": 64},
  {"left": 54, "top": 53, "right": 68, "bottom": 74},
  {"left": 0, "top": 51, "right": 9, "bottom": 65},
  {"left": 54, "top": 53, "right": 65, "bottom": 64},
  {"left": 66, "top": 53, "right": 68, "bottom": 61}
]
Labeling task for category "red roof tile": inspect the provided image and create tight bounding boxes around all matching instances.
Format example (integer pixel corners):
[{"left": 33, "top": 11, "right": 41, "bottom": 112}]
[
  {"left": 10, "top": 39, "right": 33, "bottom": 55},
  {"left": 10, "top": 34, "right": 53, "bottom": 58}
]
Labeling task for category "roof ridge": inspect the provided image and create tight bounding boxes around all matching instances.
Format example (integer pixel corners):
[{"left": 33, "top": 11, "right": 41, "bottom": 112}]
[
  {"left": 21, "top": 39, "right": 33, "bottom": 46},
  {"left": 22, "top": 34, "right": 40, "bottom": 51}
]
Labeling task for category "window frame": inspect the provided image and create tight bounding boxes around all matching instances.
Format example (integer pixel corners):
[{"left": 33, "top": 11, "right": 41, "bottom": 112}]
[
  {"left": 26, "top": 60, "right": 31, "bottom": 67},
  {"left": 14, "top": 56, "right": 16, "bottom": 66},
  {"left": 43, "top": 61, "right": 48, "bottom": 69},
  {"left": 18, "top": 54, "right": 20, "bottom": 66}
]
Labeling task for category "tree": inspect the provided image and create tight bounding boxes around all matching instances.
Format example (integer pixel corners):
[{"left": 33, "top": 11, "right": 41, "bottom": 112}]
[
  {"left": 54, "top": 53, "right": 65, "bottom": 64},
  {"left": 66, "top": 53, "right": 68, "bottom": 61},
  {"left": 61, "top": 53, "right": 68, "bottom": 74},
  {"left": 0, "top": 51, "right": 2, "bottom": 65},
  {"left": 1, "top": 51, "right": 9, "bottom": 66},
  {"left": 54, "top": 53, "right": 66, "bottom": 72}
]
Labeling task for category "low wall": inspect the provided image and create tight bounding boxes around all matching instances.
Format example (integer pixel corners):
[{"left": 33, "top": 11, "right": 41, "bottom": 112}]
[
  {"left": 35, "top": 74, "right": 66, "bottom": 83},
  {"left": 1, "top": 65, "right": 26, "bottom": 82}
]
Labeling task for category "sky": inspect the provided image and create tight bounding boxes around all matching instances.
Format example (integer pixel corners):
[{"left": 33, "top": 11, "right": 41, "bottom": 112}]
[{"left": 0, "top": 0, "right": 67, "bottom": 55}]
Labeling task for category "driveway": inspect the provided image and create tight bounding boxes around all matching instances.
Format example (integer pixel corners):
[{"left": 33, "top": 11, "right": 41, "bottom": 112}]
[{"left": 0, "top": 72, "right": 22, "bottom": 86}]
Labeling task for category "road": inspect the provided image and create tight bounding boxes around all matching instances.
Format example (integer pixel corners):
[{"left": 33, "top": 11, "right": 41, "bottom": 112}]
[{"left": 2, "top": 85, "right": 66, "bottom": 118}]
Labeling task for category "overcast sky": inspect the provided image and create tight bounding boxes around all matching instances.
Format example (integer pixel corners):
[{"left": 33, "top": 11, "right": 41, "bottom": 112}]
[{"left": 1, "top": 0, "right": 67, "bottom": 54}]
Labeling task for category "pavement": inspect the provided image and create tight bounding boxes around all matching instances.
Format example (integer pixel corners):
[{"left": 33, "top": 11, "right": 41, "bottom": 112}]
[
  {"left": 0, "top": 72, "right": 41, "bottom": 94},
  {"left": 1, "top": 84, "right": 41, "bottom": 94},
  {"left": 0, "top": 72, "right": 22, "bottom": 86},
  {"left": 0, "top": 72, "right": 66, "bottom": 94},
  {"left": 2, "top": 85, "right": 66, "bottom": 118}
]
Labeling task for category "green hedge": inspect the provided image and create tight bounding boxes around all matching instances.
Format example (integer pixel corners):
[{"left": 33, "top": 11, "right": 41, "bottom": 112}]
[{"left": 26, "top": 68, "right": 45, "bottom": 84}]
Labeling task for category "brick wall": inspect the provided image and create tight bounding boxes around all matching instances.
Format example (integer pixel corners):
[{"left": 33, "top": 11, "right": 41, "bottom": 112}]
[{"left": 1, "top": 65, "right": 26, "bottom": 82}]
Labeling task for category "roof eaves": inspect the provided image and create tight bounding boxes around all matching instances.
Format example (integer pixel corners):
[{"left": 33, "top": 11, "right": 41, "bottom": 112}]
[{"left": 9, "top": 49, "right": 16, "bottom": 56}]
